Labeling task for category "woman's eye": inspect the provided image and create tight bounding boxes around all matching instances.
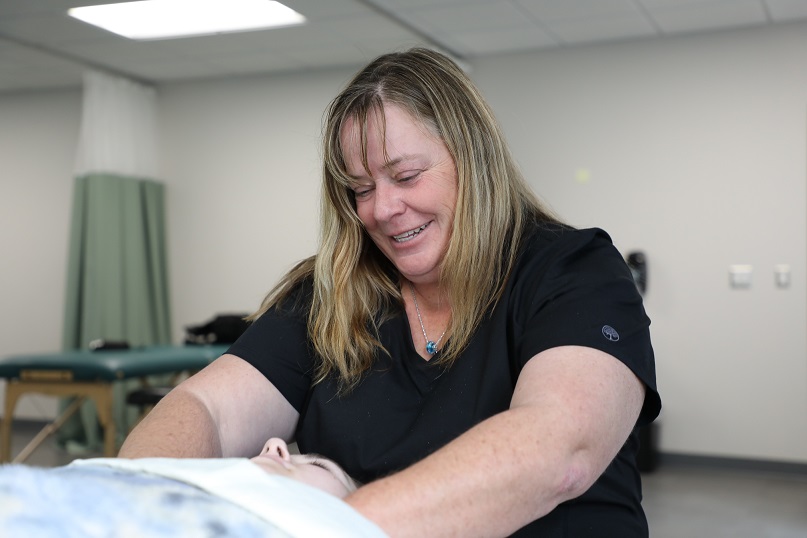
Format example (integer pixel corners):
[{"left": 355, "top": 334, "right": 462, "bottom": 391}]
[
  {"left": 309, "top": 459, "right": 328, "bottom": 470},
  {"left": 353, "top": 187, "right": 372, "bottom": 199},
  {"left": 397, "top": 171, "right": 421, "bottom": 183}
]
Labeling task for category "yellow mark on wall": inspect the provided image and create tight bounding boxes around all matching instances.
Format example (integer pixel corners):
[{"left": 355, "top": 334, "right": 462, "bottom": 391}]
[{"left": 575, "top": 168, "right": 591, "bottom": 184}]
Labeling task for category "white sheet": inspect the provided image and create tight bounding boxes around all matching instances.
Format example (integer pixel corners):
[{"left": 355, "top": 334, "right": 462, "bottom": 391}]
[{"left": 71, "top": 458, "right": 387, "bottom": 538}]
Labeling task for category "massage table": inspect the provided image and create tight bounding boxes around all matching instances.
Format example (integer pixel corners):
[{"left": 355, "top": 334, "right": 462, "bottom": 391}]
[{"left": 0, "top": 345, "right": 228, "bottom": 463}]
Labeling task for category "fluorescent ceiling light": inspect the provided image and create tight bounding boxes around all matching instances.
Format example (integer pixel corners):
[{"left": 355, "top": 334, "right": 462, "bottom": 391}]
[{"left": 68, "top": 0, "right": 306, "bottom": 40}]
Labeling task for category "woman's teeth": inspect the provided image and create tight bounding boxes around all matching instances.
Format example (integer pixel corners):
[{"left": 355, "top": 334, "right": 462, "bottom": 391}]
[{"left": 394, "top": 223, "right": 428, "bottom": 242}]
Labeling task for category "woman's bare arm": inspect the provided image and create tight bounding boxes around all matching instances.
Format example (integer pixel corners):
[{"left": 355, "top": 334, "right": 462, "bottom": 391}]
[
  {"left": 345, "top": 346, "right": 645, "bottom": 537},
  {"left": 118, "top": 354, "right": 298, "bottom": 458}
]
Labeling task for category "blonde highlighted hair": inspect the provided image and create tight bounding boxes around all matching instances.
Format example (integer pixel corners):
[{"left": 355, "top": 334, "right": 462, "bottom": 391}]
[{"left": 253, "top": 48, "right": 559, "bottom": 393}]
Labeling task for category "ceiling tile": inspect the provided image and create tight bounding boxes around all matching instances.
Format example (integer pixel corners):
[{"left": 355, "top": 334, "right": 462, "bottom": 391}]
[
  {"left": 155, "top": 25, "right": 334, "bottom": 57},
  {"left": 403, "top": 1, "right": 536, "bottom": 33},
  {"left": 284, "top": 44, "right": 374, "bottom": 70},
  {"left": 58, "top": 38, "right": 191, "bottom": 67},
  {"left": 102, "top": 59, "right": 221, "bottom": 82},
  {"left": 646, "top": 0, "right": 769, "bottom": 34},
  {"left": 0, "top": 0, "right": 87, "bottom": 18},
  {"left": 317, "top": 13, "right": 420, "bottom": 41},
  {"left": 764, "top": 0, "right": 807, "bottom": 21},
  {"left": 370, "top": 0, "right": 473, "bottom": 9},
  {"left": 638, "top": 0, "right": 730, "bottom": 7},
  {"left": 514, "top": 0, "right": 642, "bottom": 21},
  {"left": 283, "top": 0, "right": 370, "bottom": 19},
  {"left": 0, "top": 13, "right": 113, "bottom": 44},
  {"left": 450, "top": 25, "right": 560, "bottom": 55},
  {"left": 545, "top": 11, "right": 658, "bottom": 44}
]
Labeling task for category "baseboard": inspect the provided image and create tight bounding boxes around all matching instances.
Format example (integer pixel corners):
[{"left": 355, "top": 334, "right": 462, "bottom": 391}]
[{"left": 659, "top": 452, "right": 807, "bottom": 476}]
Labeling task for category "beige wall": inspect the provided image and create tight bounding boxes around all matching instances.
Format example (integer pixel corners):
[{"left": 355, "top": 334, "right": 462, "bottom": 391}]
[
  {"left": 1, "top": 21, "right": 805, "bottom": 463},
  {"left": 474, "top": 23, "right": 807, "bottom": 463},
  {"left": 0, "top": 89, "right": 81, "bottom": 418}
]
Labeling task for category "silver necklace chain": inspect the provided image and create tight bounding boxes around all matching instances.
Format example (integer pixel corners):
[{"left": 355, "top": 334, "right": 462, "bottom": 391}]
[{"left": 409, "top": 281, "right": 447, "bottom": 355}]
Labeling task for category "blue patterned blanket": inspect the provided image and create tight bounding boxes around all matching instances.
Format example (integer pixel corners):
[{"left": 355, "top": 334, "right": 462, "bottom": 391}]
[{"left": 0, "top": 458, "right": 386, "bottom": 537}]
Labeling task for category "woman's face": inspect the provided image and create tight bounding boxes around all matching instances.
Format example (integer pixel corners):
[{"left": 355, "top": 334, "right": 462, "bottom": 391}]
[
  {"left": 340, "top": 103, "right": 458, "bottom": 286},
  {"left": 250, "top": 438, "right": 355, "bottom": 498}
]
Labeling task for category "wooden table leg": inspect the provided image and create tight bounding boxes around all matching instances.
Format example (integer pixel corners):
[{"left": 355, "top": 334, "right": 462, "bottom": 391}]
[
  {"left": 0, "top": 382, "right": 22, "bottom": 462},
  {"left": 88, "top": 384, "right": 116, "bottom": 457}
]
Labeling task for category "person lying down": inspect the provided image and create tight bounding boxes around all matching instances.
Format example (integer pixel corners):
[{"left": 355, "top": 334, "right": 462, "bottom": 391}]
[{"left": 0, "top": 438, "right": 386, "bottom": 538}]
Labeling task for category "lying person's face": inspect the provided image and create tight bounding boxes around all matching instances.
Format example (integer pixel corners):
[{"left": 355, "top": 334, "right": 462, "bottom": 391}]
[{"left": 250, "top": 438, "right": 357, "bottom": 498}]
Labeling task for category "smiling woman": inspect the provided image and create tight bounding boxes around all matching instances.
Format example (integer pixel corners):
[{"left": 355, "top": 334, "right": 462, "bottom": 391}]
[{"left": 119, "top": 47, "right": 661, "bottom": 538}]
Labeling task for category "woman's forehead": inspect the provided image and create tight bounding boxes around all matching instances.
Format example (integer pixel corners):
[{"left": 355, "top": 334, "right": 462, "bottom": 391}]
[
  {"left": 340, "top": 104, "right": 440, "bottom": 170},
  {"left": 341, "top": 101, "right": 436, "bottom": 139}
]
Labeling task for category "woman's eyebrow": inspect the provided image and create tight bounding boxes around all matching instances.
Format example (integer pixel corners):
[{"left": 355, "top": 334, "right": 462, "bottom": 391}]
[
  {"left": 382, "top": 154, "right": 422, "bottom": 171},
  {"left": 347, "top": 155, "right": 420, "bottom": 181}
]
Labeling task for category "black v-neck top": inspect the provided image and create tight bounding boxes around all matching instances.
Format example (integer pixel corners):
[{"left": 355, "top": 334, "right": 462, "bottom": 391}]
[{"left": 229, "top": 223, "right": 661, "bottom": 537}]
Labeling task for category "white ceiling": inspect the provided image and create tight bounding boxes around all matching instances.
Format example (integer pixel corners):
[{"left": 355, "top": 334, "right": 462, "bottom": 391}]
[{"left": 1, "top": 0, "right": 806, "bottom": 93}]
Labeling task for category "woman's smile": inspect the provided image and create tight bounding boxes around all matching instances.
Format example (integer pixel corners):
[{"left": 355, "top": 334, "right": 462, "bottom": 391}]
[{"left": 392, "top": 222, "right": 430, "bottom": 243}]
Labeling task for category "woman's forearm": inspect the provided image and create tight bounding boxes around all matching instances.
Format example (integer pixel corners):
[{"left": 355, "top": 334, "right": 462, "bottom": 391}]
[
  {"left": 345, "top": 347, "right": 644, "bottom": 537},
  {"left": 344, "top": 406, "right": 582, "bottom": 538}
]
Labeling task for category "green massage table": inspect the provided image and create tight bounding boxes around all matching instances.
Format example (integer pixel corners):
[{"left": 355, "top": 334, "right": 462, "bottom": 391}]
[{"left": 0, "top": 345, "right": 229, "bottom": 463}]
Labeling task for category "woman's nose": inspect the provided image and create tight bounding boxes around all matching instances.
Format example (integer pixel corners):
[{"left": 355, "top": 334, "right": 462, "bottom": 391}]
[
  {"left": 373, "top": 181, "right": 404, "bottom": 222},
  {"left": 262, "top": 438, "right": 291, "bottom": 461}
]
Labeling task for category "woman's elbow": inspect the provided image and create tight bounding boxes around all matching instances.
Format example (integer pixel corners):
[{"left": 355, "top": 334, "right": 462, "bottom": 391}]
[
  {"left": 556, "top": 457, "right": 599, "bottom": 501},
  {"left": 546, "top": 444, "right": 606, "bottom": 507}
]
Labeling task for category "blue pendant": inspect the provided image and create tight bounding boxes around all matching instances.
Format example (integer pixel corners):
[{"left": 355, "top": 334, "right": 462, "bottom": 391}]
[{"left": 426, "top": 341, "right": 438, "bottom": 354}]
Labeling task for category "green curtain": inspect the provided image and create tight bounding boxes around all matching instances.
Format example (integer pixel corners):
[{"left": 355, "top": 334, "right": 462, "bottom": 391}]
[{"left": 59, "top": 173, "right": 171, "bottom": 451}]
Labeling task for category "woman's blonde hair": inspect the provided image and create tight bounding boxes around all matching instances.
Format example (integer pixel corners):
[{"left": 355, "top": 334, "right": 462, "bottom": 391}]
[{"left": 253, "top": 48, "right": 559, "bottom": 393}]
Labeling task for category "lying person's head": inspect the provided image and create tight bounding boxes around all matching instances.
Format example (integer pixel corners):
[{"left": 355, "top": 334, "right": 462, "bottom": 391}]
[{"left": 250, "top": 438, "right": 358, "bottom": 498}]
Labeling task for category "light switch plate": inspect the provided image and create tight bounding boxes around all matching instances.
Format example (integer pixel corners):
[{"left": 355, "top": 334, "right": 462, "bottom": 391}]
[{"left": 729, "top": 264, "right": 753, "bottom": 289}]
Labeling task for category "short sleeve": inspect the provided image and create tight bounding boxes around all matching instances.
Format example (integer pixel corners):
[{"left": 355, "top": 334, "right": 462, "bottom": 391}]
[
  {"left": 511, "top": 227, "right": 661, "bottom": 425},
  {"left": 226, "top": 283, "right": 315, "bottom": 413}
]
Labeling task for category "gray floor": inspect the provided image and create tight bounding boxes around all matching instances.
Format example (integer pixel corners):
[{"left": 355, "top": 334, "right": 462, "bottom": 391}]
[
  {"left": 643, "top": 461, "right": 807, "bottom": 538},
  {"left": 8, "top": 422, "right": 807, "bottom": 536}
]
